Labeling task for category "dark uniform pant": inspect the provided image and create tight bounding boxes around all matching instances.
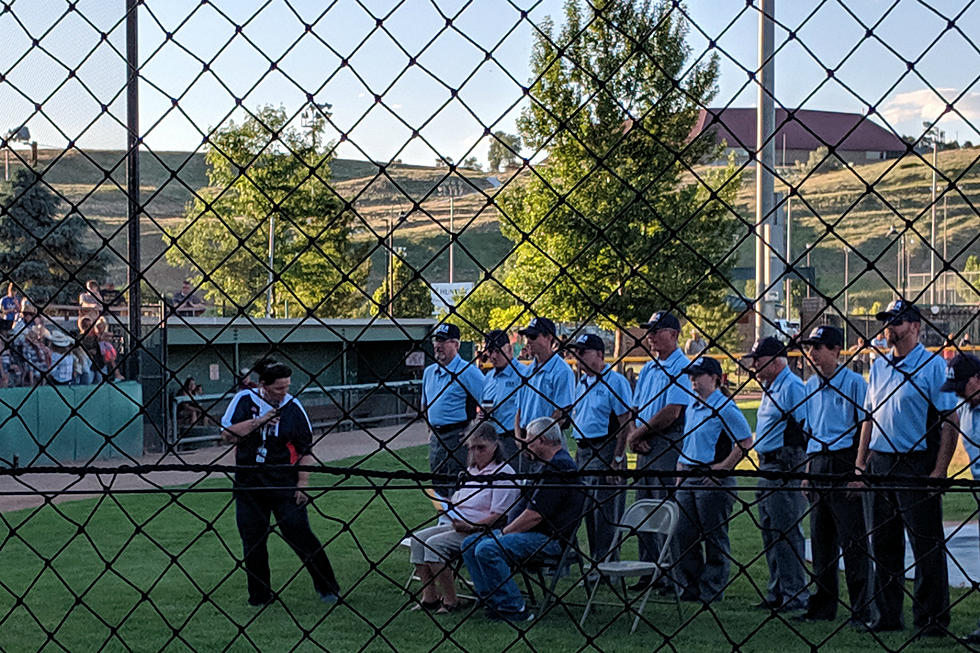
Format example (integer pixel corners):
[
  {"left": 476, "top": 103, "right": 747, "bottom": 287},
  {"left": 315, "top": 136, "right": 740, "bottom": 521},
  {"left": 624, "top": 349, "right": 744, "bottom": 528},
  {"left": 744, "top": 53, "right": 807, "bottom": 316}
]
[
  {"left": 634, "top": 429, "right": 683, "bottom": 568},
  {"left": 576, "top": 436, "right": 624, "bottom": 565},
  {"left": 757, "top": 446, "right": 809, "bottom": 608},
  {"left": 675, "top": 474, "right": 736, "bottom": 602},
  {"left": 865, "top": 451, "right": 949, "bottom": 629},
  {"left": 235, "top": 488, "right": 340, "bottom": 604},
  {"left": 429, "top": 423, "right": 468, "bottom": 498},
  {"left": 806, "top": 449, "right": 873, "bottom": 621}
]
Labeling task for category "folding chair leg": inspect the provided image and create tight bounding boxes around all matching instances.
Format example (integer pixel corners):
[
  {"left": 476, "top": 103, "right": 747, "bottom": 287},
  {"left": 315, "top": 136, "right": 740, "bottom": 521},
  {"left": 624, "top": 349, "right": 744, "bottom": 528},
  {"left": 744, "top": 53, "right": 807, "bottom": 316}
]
[
  {"left": 631, "top": 585, "right": 655, "bottom": 635},
  {"left": 579, "top": 574, "right": 603, "bottom": 627}
]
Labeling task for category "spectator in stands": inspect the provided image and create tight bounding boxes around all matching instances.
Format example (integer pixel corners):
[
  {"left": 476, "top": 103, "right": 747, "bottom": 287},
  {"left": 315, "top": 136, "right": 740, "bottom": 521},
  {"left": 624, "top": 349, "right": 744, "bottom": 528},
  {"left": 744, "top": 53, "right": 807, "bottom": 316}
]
[
  {"left": 221, "top": 359, "right": 341, "bottom": 607},
  {"left": 237, "top": 368, "right": 258, "bottom": 391},
  {"left": 177, "top": 376, "right": 205, "bottom": 426},
  {"left": 1, "top": 283, "right": 19, "bottom": 322},
  {"left": 45, "top": 330, "right": 75, "bottom": 386},
  {"left": 408, "top": 422, "right": 520, "bottom": 614},
  {"left": 942, "top": 334, "right": 958, "bottom": 362},
  {"left": 0, "top": 321, "right": 15, "bottom": 388},
  {"left": 78, "top": 280, "right": 103, "bottom": 320},
  {"left": 13, "top": 300, "right": 51, "bottom": 386},
  {"left": 94, "top": 318, "right": 123, "bottom": 381},
  {"left": 684, "top": 329, "right": 708, "bottom": 356},
  {"left": 674, "top": 356, "right": 752, "bottom": 603},
  {"left": 76, "top": 316, "right": 104, "bottom": 384},
  {"left": 172, "top": 279, "right": 206, "bottom": 316},
  {"left": 961, "top": 333, "right": 973, "bottom": 350},
  {"left": 460, "top": 416, "right": 583, "bottom": 624}
]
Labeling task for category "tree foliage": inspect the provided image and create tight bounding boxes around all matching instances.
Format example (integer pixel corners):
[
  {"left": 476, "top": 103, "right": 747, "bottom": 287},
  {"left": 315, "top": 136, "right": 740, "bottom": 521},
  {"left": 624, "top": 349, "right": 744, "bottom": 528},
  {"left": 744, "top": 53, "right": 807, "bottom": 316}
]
[
  {"left": 487, "top": 131, "right": 522, "bottom": 172},
  {"left": 495, "top": 0, "right": 742, "bottom": 333},
  {"left": 0, "top": 168, "right": 109, "bottom": 303},
  {"left": 372, "top": 248, "right": 434, "bottom": 318},
  {"left": 165, "top": 105, "right": 369, "bottom": 317}
]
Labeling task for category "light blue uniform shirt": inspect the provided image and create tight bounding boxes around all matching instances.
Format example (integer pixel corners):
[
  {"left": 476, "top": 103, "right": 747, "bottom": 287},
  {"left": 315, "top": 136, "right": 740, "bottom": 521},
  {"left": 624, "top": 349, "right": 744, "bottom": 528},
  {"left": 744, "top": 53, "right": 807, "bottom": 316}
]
[
  {"left": 518, "top": 353, "right": 575, "bottom": 428},
  {"left": 482, "top": 359, "right": 529, "bottom": 434},
  {"left": 631, "top": 348, "right": 693, "bottom": 430},
  {"left": 571, "top": 365, "right": 632, "bottom": 441},
  {"left": 958, "top": 402, "right": 980, "bottom": 479},
  {"left": 804, "top": 366, "right": 868, "bottom": 453},
  {"left": 754, "top": 365, "right": 807, "bottom": 454},
  {"left": 865, "top": 343, "right": 958, "bottom": 453},
  {"left": 422, "top": 354, "right": 485, "bottom": 427},
  {"left": 679, "top": 389, "right": 753, "bottom": 465}
]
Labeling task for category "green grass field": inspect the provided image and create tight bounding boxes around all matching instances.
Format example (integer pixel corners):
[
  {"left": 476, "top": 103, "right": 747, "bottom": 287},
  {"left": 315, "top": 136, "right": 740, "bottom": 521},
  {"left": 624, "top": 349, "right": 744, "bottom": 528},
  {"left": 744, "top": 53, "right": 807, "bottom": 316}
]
[{"left": 2, "top": 443, "right": 979, "bottom": 652}]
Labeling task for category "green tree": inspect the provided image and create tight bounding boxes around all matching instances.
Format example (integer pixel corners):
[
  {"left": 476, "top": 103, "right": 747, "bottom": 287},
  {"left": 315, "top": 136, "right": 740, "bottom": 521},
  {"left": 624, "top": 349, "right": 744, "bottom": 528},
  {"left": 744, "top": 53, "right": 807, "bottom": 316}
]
[
  {"left": 487, "top": 131, "right": 522, "bottom": 172},
  {"left": 497, "top": 1, "right": 741, "bottom": 346},
  {"left": 372, "top": 248, "right": 434, "bottom": 318},
  {"left": 0, "top": 168, "right": 109, "bottom": 303},
  {"left": 165, "top": 105, "right": 369, "bottom": 317},
  {"left": 449, "top": 277, "right": 528, "bottom": 342}
]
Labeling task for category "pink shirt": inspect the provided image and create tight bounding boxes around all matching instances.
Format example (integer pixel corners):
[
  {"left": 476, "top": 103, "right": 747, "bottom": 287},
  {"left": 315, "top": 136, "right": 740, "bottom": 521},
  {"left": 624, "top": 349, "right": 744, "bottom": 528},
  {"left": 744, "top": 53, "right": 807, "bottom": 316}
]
[{"left": 450, "top": 461, "right": 520, "bottom": 524}]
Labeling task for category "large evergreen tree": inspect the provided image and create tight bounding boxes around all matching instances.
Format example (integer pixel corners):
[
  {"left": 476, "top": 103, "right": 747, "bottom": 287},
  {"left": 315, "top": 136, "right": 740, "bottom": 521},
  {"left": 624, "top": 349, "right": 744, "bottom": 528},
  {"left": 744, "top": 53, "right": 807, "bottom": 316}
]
[
  {"left": 165, "top": 105, "right": 370, "bottom": 317},
  {"left": 494, "top": 0, "right": 742, "bottom": 339},
  {"left": 0, "top": 168, "right": 109, "bottom": 303}
]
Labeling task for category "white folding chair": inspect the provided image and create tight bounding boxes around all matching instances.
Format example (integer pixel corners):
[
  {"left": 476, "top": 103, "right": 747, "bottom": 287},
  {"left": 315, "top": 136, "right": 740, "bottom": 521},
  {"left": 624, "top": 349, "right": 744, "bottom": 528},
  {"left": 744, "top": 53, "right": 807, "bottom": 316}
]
[{"left": 579, "top": 499, "right": 679, "bottom": 634}]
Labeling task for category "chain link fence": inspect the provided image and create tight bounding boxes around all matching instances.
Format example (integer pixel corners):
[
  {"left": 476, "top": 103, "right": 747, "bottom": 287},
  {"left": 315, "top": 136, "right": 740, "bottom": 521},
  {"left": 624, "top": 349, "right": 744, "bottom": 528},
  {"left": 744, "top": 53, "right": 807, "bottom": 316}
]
[{"left": 0, "top": 0, "right": 979, "bottom": 650}]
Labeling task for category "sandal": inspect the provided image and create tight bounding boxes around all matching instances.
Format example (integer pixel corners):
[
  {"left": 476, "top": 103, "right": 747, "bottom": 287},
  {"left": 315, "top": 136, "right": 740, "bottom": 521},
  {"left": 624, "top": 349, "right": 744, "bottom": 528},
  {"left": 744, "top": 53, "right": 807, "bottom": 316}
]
[{"left": 410, "top": 599, "right": 441, "bottom": 612}]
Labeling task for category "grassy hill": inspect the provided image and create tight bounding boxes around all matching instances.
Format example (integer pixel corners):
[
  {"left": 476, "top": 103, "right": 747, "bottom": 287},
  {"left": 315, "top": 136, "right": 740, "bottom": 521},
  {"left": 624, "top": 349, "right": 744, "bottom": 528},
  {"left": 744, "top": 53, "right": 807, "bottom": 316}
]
[{"left": 11, "top": 146, "right": 978, "bottom": 311}]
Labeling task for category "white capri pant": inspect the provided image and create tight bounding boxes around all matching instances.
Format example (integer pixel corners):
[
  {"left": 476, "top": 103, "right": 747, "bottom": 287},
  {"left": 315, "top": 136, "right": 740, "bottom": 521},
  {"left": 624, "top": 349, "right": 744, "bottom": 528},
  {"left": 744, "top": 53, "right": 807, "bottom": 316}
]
[{"left": 409, "top": 525, "right": 470, "bottom": 565}]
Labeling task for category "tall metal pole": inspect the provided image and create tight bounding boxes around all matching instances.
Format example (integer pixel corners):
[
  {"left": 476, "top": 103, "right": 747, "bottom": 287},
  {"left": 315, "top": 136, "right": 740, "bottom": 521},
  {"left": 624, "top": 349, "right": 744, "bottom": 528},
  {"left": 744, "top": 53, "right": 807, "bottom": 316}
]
[
  {"left": 449, "top": 195, "right": 455, "bottom": 284},
  {"left": 755, "top": 0, "right": 776, "bottom": 340},
  {"left": 266, "top": 215, "right": 274, "bottom": 318},
  {"left": 843, "top": 247, "right": 850, "bottom": 344},
  {"left": 930, "top": 135, "right": 938, "bottom": 305},
  {"left": 805, "top": 243, "right": 812, "bottom": 298},
  {"left": 942, "top": 195, "right": 948, "bottom": 305},
  {"left": 784, "top": 194, "right": 792, "bottom": 317},
  {"left": 125, "top": 0, "right": 141, "bottom": 380}
]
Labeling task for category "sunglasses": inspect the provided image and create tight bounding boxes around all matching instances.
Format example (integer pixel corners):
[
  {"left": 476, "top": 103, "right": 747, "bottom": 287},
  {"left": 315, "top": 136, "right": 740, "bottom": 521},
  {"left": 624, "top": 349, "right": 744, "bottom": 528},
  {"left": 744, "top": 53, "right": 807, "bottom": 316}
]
[
  {"left": 886, "top": 319, "right": 906, "bottom": 327},
  {"left": 524, "top": 333, "right": 540, "bottom": 341}
]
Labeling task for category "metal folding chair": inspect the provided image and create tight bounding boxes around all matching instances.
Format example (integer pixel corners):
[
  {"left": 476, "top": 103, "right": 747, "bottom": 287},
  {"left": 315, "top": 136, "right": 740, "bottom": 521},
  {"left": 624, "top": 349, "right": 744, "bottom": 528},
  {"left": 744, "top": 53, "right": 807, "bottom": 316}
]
[{"left": 579, "top": 499, "right": 680, "bottom": 634}]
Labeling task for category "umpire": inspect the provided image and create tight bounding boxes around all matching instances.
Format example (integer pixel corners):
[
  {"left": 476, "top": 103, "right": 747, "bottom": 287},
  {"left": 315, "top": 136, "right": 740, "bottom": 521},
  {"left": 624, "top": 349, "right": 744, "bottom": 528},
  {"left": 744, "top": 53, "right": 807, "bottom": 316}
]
[
  {"left": 480, "top": 329, "right": 528, "bottom": 470},
  {"left": 626, "top": 310, "right": 692, "bottom": 589},
  {"left": 855, "top": 300, "right": 959, "bottom": 636},
  {"left": 422, "top": 323, "right": 485, "bottom": 498},
  {"left": 744, "top": 336, "right": 809, "bottom": 613},
  {"left": 798, "top": 325, "right": 872, "bottom": 624},
  {"left": 568, "top": 333, "right": 632, "bottom": 564}
]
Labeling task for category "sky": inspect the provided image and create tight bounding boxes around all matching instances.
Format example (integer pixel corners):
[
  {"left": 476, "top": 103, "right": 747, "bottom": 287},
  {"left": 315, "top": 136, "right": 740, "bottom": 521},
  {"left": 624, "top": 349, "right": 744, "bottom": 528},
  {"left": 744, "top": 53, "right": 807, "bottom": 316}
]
[{"left": 1, "top": 0, "right": 979, "bottom": 165}]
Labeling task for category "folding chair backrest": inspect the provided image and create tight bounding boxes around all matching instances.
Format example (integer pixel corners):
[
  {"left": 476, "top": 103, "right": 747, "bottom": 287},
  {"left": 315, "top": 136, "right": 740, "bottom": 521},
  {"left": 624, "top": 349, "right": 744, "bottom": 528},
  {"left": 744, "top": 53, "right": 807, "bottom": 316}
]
[{"left": 619, "top": 499, "right": 677, "bottom": 536}]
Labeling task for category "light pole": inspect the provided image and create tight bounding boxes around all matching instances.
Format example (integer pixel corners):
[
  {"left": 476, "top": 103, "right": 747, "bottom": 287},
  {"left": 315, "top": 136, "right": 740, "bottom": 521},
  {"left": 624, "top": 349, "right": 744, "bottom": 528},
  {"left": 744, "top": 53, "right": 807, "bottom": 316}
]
[
  {"left": 805, "top": 242, "right": 812, "bottom": 298},
  {"left": 924, "top": 124, "right": 944, "bottom": 305}
]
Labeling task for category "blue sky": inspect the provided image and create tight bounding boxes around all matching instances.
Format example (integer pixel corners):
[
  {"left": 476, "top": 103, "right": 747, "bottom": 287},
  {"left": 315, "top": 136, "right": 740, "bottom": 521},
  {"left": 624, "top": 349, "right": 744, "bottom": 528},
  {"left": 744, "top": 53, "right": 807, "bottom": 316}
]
[{"left": 1, "top": 0, "right": 979, "bottom": 164}]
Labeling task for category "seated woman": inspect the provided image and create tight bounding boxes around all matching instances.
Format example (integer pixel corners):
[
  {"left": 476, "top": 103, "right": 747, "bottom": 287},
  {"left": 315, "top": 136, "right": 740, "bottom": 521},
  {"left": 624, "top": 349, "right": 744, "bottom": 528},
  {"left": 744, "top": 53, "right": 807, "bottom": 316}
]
[
  {"left": 673, "top": 356, "right": 753, "bottom": 604},
  {"left": 409, "top": 421, "right": 520, "bottom": 614}
]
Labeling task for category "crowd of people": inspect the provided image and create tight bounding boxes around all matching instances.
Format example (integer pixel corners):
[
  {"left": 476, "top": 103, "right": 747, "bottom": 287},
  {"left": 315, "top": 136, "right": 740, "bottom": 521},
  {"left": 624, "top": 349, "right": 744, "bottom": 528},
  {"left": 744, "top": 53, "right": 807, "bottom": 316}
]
[
  {"left": 0, "top": 282, "right": 125, "bottom": 388},
  {"left": 409, "top": 300, "right": 980, "bottom": 638}
]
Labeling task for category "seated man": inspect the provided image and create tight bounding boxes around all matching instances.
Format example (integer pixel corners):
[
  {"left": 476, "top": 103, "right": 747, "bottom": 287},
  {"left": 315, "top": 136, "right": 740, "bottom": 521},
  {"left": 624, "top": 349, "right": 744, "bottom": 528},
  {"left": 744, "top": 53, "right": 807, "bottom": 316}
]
[{"left": 461, "top": 416, "right": 583, "bottom": 623}]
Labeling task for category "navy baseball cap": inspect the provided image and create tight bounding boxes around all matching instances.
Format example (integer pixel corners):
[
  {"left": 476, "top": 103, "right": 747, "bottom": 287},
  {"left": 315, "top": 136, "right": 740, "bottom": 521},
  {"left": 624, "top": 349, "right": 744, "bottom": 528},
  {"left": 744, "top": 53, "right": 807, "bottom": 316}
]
[
  {"left": 684, "top": 356, "right": 723, "bottom": 377},
  {"left": 876, "top": 299, "right": 922, "bottom": 324},
  {"left": 483, "top": 329, "right": 510, "bottom": 350},
  {"left": 799, "top": 325, "right": 844, "bottom": 348},
  {"left": 568, "top": 333, "right": 605, "bottom": 353},
  {"left": 743, "top": 336, "right": 787, "bottom": 360},
  {"left": 518, "top": 316, "right": 557, "bottom": 338},
  {"left": 640, "top": 310, "right": 681, "bottom": 332},
  {"left": 941, "top": 354, "right": 980, "bottom": 393},
  {"left": 431, "top": 323, "right": 461, "bottom": 340}
]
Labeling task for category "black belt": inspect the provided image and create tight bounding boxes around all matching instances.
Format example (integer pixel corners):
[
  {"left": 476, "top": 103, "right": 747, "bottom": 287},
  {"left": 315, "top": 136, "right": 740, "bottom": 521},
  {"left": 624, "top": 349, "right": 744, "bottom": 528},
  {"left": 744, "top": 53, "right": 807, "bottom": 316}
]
[
  {"left": 576, "top": 434, "right": 615, "bottom": 448},
  {"left": 431, "top": 421, "right": 468, "bottom": 435}
]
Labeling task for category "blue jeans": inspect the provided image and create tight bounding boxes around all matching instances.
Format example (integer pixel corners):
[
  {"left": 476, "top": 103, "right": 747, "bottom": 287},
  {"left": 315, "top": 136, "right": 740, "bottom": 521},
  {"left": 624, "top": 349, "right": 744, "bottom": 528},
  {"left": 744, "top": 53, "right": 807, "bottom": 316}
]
[{"left": 461, "top": 530, "right": 559, "bottom": 614}]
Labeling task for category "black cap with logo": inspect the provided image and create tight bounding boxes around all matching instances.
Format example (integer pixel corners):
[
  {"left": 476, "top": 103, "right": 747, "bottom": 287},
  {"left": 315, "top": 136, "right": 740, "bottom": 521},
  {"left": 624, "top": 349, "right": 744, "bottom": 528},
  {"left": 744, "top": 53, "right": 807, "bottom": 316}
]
[
  {"left": 431, "top": 323, "right": 461, "bottom": 341},
  {"left": 639, "top": 310, "right": 681, "bottom": 332},
  {"left": 875, "top": 299, "right": 922, "bottom": 324},
  {"left": 941, "top": 354, "right": 980, "bottom": 393},
  {"left": 799, "top": 325, "right": 844, "bottom": 348},
  {"left": 518, "top": 316, "right": 557, "bottom": 338}
]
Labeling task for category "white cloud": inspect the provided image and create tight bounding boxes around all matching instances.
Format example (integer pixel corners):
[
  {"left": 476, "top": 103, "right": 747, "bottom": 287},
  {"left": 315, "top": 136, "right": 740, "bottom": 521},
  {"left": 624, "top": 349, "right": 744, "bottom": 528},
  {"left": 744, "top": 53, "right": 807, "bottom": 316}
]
[{"left": 880, "top": 88, "right": 980, "bottom": 126}]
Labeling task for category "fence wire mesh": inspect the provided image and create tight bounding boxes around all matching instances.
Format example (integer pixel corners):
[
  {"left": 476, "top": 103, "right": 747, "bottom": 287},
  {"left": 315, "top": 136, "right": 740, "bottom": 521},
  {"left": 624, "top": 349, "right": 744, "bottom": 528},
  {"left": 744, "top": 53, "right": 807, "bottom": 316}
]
[{"left": 0, "top": 0, "right": 979, "bottom": 651}]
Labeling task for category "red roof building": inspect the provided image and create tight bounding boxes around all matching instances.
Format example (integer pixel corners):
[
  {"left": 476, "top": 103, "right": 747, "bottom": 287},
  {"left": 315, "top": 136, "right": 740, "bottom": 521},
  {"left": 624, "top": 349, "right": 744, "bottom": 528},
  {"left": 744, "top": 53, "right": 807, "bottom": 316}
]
[{"left": 692, "top": 107, "right": 908, "bottom": 165}]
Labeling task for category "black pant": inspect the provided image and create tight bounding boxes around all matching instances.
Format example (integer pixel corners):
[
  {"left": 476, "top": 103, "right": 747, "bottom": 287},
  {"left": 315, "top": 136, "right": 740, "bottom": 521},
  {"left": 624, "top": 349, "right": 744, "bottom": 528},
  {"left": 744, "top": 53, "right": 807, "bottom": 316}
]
[
  {"left": 806, "top": 449, "right": 872, "bottom": 620},
  {"left": 865, "top": 452, "right": 948, "bottom": 629},
  {"left": 235, "top": 488, "right": 340, "bottom": 603},
  {"left": 633, "top": 431, "right": 683, "bottom": 567}
]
